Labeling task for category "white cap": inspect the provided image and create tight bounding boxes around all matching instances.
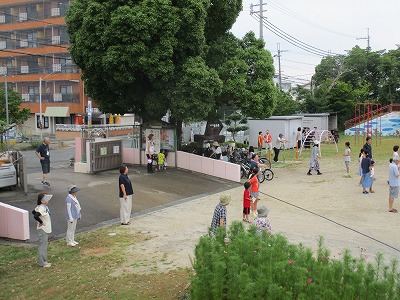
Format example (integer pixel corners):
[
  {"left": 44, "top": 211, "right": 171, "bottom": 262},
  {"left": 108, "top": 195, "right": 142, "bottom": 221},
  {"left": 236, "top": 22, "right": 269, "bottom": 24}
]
[{"left": 41, "top": 194, "right": 53, "bottom": 203}]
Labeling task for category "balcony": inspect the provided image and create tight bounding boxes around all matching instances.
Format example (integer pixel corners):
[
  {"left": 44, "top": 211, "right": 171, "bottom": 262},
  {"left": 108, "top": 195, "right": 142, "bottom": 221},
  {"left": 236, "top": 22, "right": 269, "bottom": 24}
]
[
  {"left": 1, "top": 65, "right": 79, "bottom": 76},
  {"left": 23, "top": 93, "right": 80, "bottom": 104}
]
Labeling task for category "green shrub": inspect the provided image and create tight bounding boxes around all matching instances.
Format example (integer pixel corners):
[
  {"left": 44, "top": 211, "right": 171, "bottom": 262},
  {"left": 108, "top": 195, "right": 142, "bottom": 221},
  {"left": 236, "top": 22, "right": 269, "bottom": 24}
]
[{"left": 190, "top": 221, "right": 400, "bottom": 300}]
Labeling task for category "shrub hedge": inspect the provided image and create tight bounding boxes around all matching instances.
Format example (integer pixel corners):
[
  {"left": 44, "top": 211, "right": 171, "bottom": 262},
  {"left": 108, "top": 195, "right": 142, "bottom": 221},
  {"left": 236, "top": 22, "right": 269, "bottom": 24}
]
[{"left": 190, "top": 222, "right": 400, "bottom": 300}]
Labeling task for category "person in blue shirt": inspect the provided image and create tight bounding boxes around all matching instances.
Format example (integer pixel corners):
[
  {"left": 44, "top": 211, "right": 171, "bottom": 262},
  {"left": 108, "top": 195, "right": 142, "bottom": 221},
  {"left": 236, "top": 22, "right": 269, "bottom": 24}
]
[
  {"left": 65, "top": 185, "right": 82, "bottom": 246},
  {"left": 35, "top": 137, "right": 51, "bottom": 186}
]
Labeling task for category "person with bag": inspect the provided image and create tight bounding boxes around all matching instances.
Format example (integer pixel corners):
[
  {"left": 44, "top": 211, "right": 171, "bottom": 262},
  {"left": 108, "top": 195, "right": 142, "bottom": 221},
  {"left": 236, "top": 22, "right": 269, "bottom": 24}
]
[
  {"left": 146, "top": 133, "right": 156, "bottom": 173},
  {"left": 32, "top": 193, "right": 53, "bottom": 267}
]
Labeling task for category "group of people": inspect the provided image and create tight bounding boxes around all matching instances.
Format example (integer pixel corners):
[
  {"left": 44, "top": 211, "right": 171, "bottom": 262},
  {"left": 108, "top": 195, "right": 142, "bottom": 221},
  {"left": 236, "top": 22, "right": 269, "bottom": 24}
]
[
  {"left": 145, "top": 133, "right": 167, "bottom": 173},
  {"left": 32, "top": 185, "right": 82, "bottom": 267}
]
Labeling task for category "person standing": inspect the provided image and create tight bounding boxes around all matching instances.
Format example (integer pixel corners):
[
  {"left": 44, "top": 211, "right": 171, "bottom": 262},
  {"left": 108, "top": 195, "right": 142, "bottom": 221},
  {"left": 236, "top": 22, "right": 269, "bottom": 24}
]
[
  {"left": 273, "top": 134, "right": 288, "bottom": 163},
  {"left": 393, "top": 145, "right": 399, "bottom": 161},
  {"left": 296, "top": 127, "right": 302, "bottom": 151},
  {"left": 35, "top": 137, "right": 51, "bottom": 186},
  {"left": 343, "top": 142, "right": 351, "bottom": 177},
  {"left": 257, "top": 131, "right": 263, "bottom": 154},
  {"left": 33, "top": 193, "right": 53, "bottom": 267},
  {"left": 264, "top": 130, "right": 273, "bottom": 156},
  {"left": 307, "top": 140, "right": 322, "bottom": 175},
  {"left": 65, "top": 185, "right": 82, "bottom": 246},
  {"left": 249, "top": 167, "right": 260, "bottom": 217},
  {"left": 210, "top": 195, "right": 231, "bottom": 234},
  {"left": 363, "top": 136, "right": 373, "bottom": 159},
  {"left": 119, "top": 165, "right": 133, "bottom": 225},
  {"left": 242, "top": 182, "right": 252, "bottom": 223},
  {"left": 146, "top": 133, "right": 156, "bottom": 173},
  {"left": 361, "top": 150, "right": 372, "bottom": 194},
  {"left": 211, "top": 141, "right": 222, "bottom": 159},
  {"left": 388, "top": 158, "right": 399, "bottom": 213}
]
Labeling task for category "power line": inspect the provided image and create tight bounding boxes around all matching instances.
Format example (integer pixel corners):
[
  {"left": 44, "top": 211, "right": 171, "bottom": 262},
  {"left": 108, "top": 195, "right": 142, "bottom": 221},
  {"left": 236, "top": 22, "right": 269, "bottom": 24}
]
[
  {"left": 251, "top": 14, "right": 328, "bottom": 57},
  {"left": 281, "top": 58, "right": 316, "bottom": 66},
  {"left": 265, "top": 0, "right": 359, "bottom": 39}
]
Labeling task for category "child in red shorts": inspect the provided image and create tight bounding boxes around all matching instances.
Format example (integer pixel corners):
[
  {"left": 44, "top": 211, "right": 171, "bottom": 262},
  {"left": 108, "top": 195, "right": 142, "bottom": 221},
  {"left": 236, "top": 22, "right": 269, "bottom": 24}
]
[{"left": 243, "top": 181, "right": 252, "bottom": 223}]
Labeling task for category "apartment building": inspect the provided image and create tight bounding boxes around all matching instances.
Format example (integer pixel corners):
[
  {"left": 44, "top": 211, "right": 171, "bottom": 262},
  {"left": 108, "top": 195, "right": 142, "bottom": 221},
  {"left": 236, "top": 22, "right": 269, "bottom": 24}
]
[{"left": 0, "top": 0, "right": 88, "bottom": 136}]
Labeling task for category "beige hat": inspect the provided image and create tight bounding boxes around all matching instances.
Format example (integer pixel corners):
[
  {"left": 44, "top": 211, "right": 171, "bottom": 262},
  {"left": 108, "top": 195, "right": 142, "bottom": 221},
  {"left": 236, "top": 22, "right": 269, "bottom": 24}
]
[
  {"left": 219, "top": 195, "right": 231, "bottom": 206},
  {"left": 213, "top": 141, "right": 220, "bottom": 147},
  {"left": 41, "top": 194, "right": 53, "bottom": 203}
]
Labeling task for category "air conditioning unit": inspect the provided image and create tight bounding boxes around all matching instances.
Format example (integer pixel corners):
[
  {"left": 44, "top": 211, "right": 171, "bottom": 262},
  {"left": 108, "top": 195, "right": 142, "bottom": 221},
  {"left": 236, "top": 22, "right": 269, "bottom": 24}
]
[
  {"left": 19, "top": 12, "right": 27, "bottom": 22},
  {"left": 51, "top": 36, "right": 60, "bottom": 45},
  {"left": 0, "top": 41, "right": 6, "bottom": 49},
  {"left": 21, "top": 66, "right": 29, "bottom": 74},
  {"left": 0, "top": 66, "right": 7, "bottom": 75},
  {"left": 0, "top": 15, "right": 5, "bottom": 23},
  {"left": 51, "top": 8, "right": 60, "bottom": 17},
  {"left": 20, "top": 39, "right": 28, "bottom": 48},
  {"left": 22, "top": 94, "right": 30, "bottom": 102},
  {"left": 52, "top": 64, "right": 61, "bottom": 72},
  {"left": 53, "top": 93, "right": 62, "bottom": 102}
]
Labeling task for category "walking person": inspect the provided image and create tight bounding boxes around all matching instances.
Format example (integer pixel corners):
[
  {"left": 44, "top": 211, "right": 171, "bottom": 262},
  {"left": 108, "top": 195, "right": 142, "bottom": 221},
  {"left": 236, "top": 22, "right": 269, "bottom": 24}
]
[
  {"left": 146, "top": 133, "right": 156, "bottom": 173},
  {"left": 388, "top": 157, "right": 399, "bottom": 213},
  {"left": 210, "top": 195, "right": 231, "bottom": 234},
  {"left": 32, "top": 193, "right": 53, "bottom": 268},
  {"left": 119, "top": 164, "right": 133, "bottom": 225},
  {"left": 343, "top": 141, "right": 351, "bottom": 177},
  {"left": 35, "top": 137, "right": 51, "bottom": 186},
  {"left": 296, "top": 127, "right": 302, "bottom": 152},
  {"left": 307, "top": 140, "right": 322, "bottom": 175},
  {"left": 361, "top": 150, "right": 372, "bottom": 194},
  {"left": 65, "top": 185, "right": 82, "bottom": 246}
]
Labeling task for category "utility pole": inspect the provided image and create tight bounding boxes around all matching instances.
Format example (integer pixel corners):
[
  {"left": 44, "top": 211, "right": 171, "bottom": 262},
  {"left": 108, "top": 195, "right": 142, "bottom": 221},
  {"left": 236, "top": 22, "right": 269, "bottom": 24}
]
[
  {"left": 275, "top": 43, "right": 288, "bottom": 89},
  {"left": 250, "top": 1, "right": 267, "bottom": 40},
  {"left": 357, "top": 28, "right": 370, "bottom": 52},
  {"left": 4, "top": 75, "right": 9, "bottom": 149}
]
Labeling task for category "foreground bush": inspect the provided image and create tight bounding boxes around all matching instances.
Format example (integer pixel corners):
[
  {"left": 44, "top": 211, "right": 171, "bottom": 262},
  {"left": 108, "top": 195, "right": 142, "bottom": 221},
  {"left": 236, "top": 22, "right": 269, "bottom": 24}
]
[{"left": 190, "top": 222, "right": 400, "bottom": 300}]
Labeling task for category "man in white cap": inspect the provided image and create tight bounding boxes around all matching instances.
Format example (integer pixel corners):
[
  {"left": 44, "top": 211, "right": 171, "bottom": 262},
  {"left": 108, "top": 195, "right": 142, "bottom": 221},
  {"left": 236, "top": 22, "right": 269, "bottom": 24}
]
[
  {"left": 33, "top": 193, "right": 53, "bottom": 267},
  {"left": 388, "top": 157, "right": 399, "bottom": 213}
]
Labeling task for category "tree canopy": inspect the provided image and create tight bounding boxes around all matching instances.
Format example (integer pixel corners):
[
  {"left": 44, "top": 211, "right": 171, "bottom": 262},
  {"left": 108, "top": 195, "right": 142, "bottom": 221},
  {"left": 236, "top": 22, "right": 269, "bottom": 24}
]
[
  {"left": 66, "top": 0, "right": 277, "bottom": 124},
  {"left": 293, "top": 45, "right": 400, "bottom": 129}
]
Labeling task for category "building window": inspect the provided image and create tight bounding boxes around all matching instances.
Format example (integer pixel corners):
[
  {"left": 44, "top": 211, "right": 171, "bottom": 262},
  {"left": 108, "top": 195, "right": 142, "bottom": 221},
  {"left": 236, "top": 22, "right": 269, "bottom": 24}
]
[
  {"left": 37, "top": 116, "right": 49, "bottom": 129},
  {"left": 60, "top": 85, "right": 72, "bottom": 94}
]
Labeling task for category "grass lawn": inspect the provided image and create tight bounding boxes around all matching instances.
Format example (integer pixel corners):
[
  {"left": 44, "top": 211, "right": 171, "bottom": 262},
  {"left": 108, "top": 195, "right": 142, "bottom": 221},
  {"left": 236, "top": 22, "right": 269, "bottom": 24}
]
[{"left": 0, "top": 226, "right": 192, "bottom": 300}]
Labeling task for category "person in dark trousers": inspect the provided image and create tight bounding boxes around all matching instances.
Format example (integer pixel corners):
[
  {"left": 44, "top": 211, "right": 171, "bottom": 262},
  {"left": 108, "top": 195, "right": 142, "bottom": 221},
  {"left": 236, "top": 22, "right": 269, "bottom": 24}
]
[
  {"left": 363, "top": 136, "right": 373, "bottom": 159},
  {"left": 35, "top": 137, "right": 51, "bottom": 186},
  {"left": 119, "top": 164, "right": 134, "bottom": 225},
  {"left": 33, "top": 193, "right": 53, "bottom": 267},
  {"left": 146, "top": 133, "right": 156, "bottom": 173}
]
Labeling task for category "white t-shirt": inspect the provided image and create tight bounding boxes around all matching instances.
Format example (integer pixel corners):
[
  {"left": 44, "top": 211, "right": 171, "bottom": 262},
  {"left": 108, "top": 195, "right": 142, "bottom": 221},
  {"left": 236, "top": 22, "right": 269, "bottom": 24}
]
[
  {"left": 35, "top": 204, "right": 52, "bottom": 233},
  {"left": 344, "top": 148, "right": 351, "bottom": 162},
  {"left": 274, "top": 137, "right": 285, "bottom": 149},
  {"left": 393, "top": 152, "right": 399, "bottom": 161}
]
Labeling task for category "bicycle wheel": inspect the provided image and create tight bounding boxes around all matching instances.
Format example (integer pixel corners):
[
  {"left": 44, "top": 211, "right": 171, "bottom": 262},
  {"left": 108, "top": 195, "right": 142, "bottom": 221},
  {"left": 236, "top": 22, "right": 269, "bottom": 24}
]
[
  {"left": 264, "top": 169, "right": 274, "bottom": 181},
  {"left": 259, "top": 157, "right": 272, "bottom": 169},
  {"left": 259, "top": 171, "right": 266, "bottom": 183}
]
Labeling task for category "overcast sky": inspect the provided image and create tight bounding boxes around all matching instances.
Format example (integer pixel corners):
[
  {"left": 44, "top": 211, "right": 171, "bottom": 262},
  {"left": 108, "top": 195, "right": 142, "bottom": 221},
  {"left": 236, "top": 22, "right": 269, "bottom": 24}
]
[{"left": 231, "top": 0, "right": 400, "bottom": 85}]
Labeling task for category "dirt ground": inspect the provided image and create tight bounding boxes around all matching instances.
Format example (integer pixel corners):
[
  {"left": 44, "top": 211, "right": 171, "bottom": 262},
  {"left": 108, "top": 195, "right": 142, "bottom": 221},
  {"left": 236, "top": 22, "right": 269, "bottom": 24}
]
[{"left": 110, "top": 154, "right": 400, "bottom": 276}]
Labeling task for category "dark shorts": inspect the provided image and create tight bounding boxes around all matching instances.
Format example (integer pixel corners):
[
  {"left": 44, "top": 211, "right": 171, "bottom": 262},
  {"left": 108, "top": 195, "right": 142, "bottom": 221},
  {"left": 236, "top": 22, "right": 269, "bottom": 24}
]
[
  {"left": 243, "top": 207, "right": 251, "bottom": 214},
  {"left": 41, "top": 163, "right": 50, "bottom": 174}
]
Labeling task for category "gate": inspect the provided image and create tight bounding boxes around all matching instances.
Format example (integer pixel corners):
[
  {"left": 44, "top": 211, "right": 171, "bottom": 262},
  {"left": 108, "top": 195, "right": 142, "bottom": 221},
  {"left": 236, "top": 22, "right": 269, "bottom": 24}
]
[{"left": 89, "top": 139, "right": 123, "bottom": 173}]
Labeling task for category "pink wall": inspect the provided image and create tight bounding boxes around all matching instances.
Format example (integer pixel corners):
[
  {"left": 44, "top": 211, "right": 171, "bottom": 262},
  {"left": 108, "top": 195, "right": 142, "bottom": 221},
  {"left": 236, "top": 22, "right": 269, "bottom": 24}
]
[
  {"left": 176, "top": 151, "right": 241, "bottom": 182},
  {"left": 0, "top": 202, "right": 30, "bottom": 240}
]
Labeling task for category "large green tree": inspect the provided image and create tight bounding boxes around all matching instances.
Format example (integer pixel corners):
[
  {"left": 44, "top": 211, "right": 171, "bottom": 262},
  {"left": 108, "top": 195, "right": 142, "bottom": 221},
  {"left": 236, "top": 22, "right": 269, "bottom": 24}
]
[{"left": 66, "top": 0, "right": 277, "bottom": 130}]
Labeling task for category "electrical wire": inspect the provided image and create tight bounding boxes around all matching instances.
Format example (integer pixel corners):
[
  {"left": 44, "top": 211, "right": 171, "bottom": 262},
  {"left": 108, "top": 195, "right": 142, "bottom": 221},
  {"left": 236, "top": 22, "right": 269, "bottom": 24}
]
[
  {"left": 265, "top": 0, "right": 359, "bottom": 39},
  {"left": 260, "top": 15, "right": 341, "bottom": 56},
  {"left": 281, "top": 59, "right": 317, "bottom": 66},
  {"left": 260, "top": 191, "right": 400, "bottom": 254}
]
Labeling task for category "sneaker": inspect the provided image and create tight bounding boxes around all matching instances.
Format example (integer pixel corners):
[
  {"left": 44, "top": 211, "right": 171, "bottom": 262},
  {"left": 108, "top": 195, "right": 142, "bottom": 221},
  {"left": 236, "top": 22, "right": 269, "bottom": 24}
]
[
  {"left": 67, "top": 242, "right": 76, "bottom": 247},
  {"left": 317, "top": 172, "right": 322, "bottom": 175},
  {"left": 42, "top": 263, "right": 51, "bottom": 268},
  {"left": 43, "top": 181, "right": 50, "bottom": 186},
  {"left": 73, "top": 241, "right": 79, "bottom": 245},
  {"left": 307, "top": 172, "right": 312, "bottom": 175}
]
